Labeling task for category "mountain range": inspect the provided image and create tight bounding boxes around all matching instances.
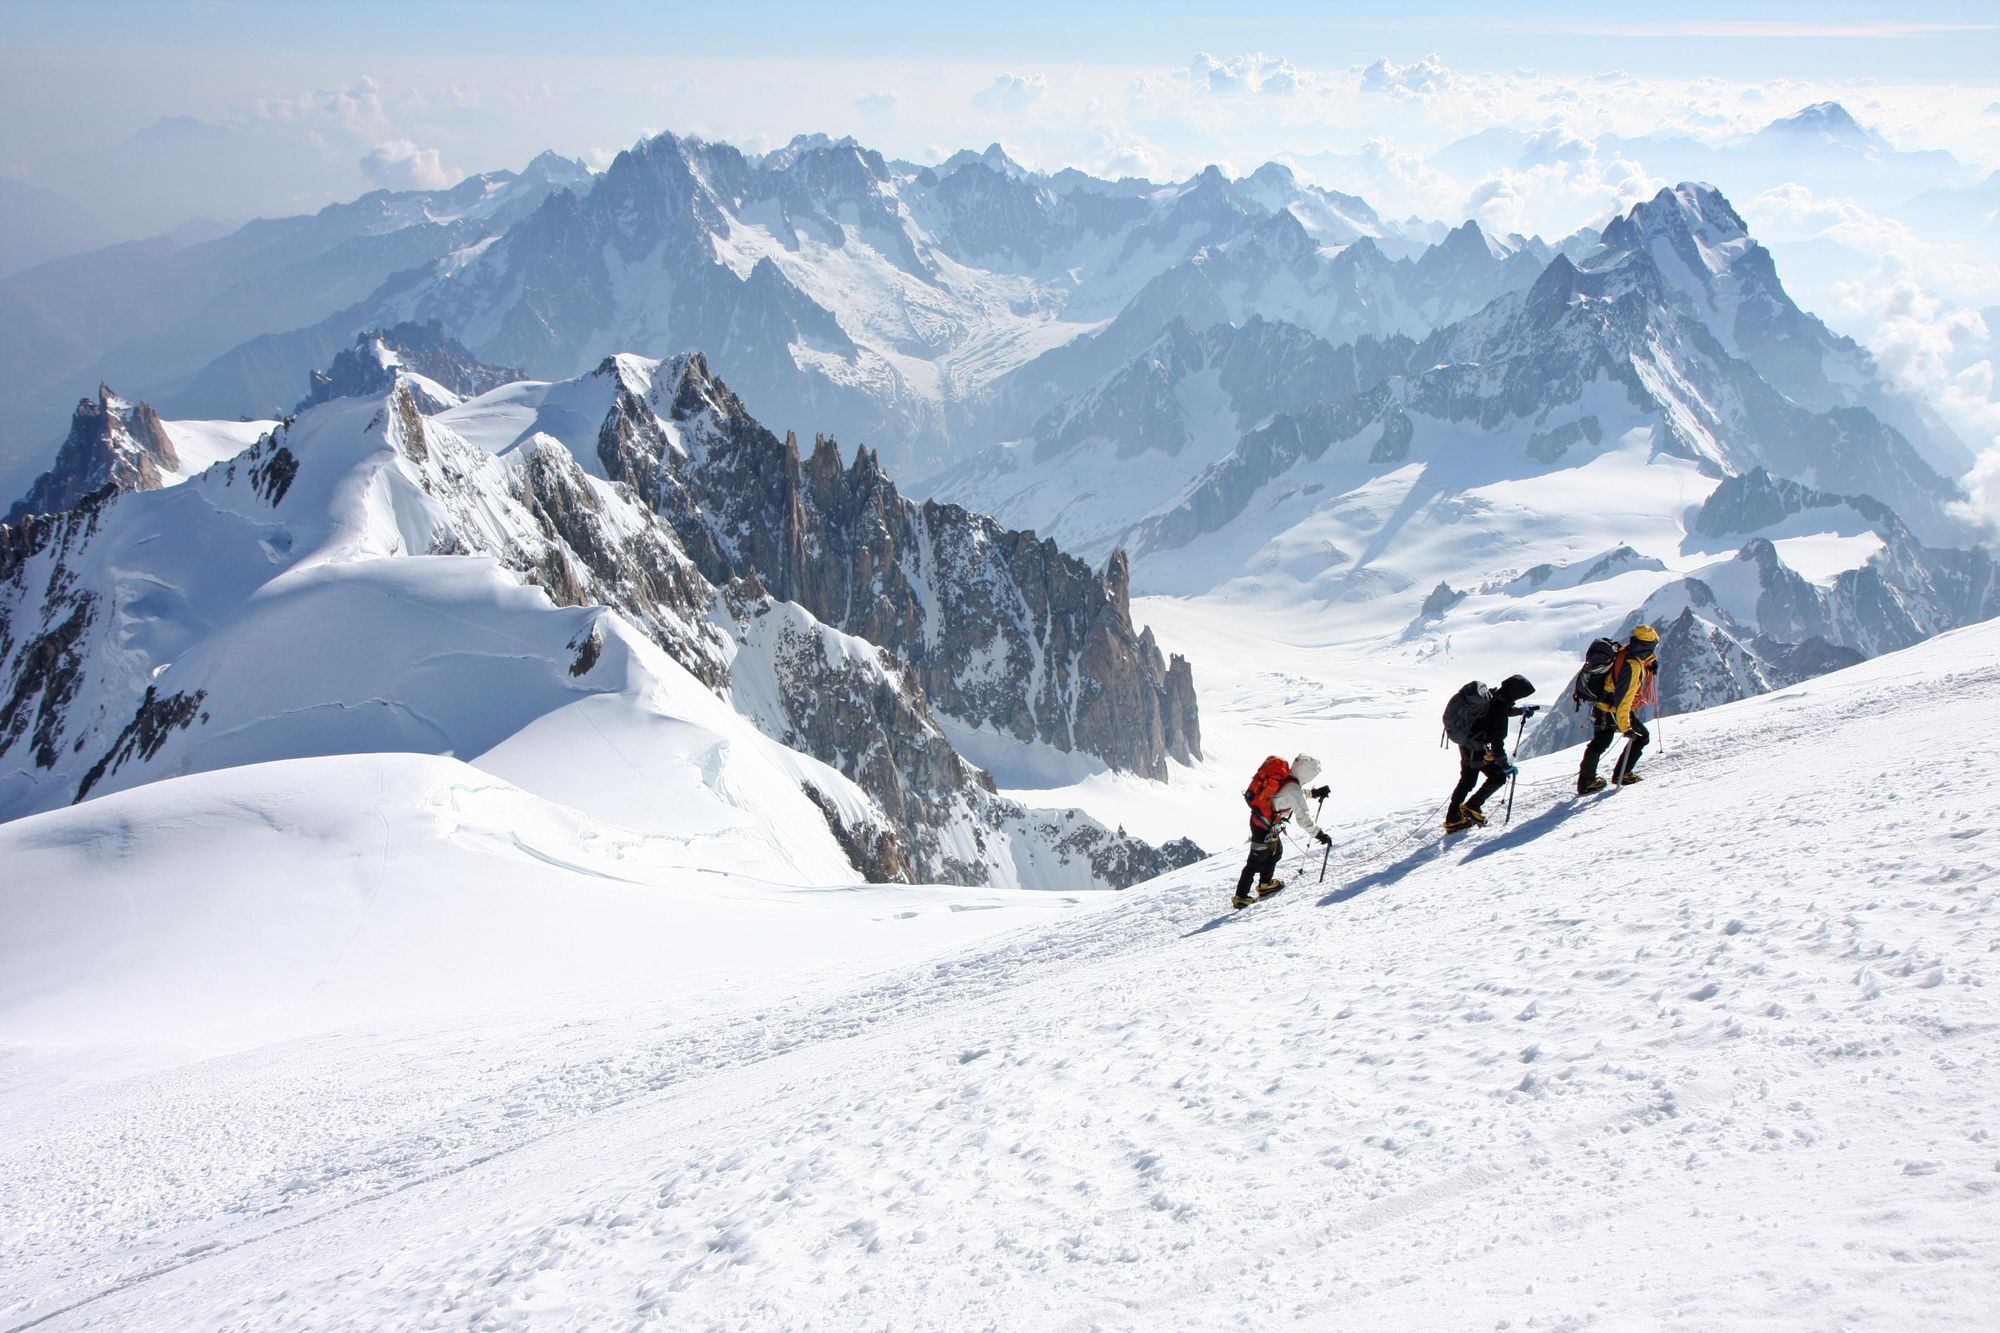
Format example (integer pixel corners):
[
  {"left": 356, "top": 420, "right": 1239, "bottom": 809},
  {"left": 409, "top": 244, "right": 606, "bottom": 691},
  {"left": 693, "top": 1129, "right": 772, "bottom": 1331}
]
[
  {"left": 0, "top": 349, "right": 1201, "bottom": 888},
  {"left": 3, "top": 119, "right": 1995, "bottom": 884}
]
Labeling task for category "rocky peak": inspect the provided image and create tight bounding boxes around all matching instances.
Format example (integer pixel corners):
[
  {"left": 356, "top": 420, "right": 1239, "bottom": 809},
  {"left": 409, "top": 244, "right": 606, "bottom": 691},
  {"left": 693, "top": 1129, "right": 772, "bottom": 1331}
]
[
  {"left": 593, "top": 357, "right": 1201, "bottom": 778},
  {"left": 938, "top": 143, "right": 1032, "bottom": 181},
  {"left": 1692, "top": 468, "right": 1820, "bottom": 538},
  {"left": 1434, "top": 219, "right": 1500, "bottom": 261},
  {"left": 5, "top": 386, "right": 181, "bottom": 526},
  {"left": 659, "top": 350, "right": 750, "bottom": 429},
  {"left": 1692, "top": 467, "right": 1903, "bottom": 543},
  {"left": 1241, "top": 207, "right": 1315, "bottom": 263},
  {"left": 1245, "top": 161, "right": 1296, "bottom": 192},
  {"left": 298, "top": 321, "right": 524, "bottom": 414},
  {"left": 1605, "top": 183, "right": 1747, "bottom": 253}
]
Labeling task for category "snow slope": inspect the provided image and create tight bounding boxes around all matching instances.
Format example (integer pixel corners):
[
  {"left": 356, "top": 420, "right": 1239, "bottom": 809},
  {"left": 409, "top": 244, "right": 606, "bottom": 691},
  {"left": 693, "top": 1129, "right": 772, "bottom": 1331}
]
[
  {"left": 157, "top": 417, "right": 279, "bottom": 482},
  {"left": 5, "top": 613, "right": 1996, "bottom": 1329}
]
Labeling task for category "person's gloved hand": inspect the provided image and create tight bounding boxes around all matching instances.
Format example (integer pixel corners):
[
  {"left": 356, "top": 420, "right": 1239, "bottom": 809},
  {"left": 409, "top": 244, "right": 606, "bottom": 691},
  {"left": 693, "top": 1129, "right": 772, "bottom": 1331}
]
[
  {"left": 1309, "top": 784, "right": 1330, "bottom": 801},
  {"left": 1503, "top": 763, "right": 1519, "bottom": 778},
  {"left": 1518, "top": 704, "right": 1541, "bottom": 716},
  {"left": 1315, "top": 831, "right": 1332, "bottom": 846}
]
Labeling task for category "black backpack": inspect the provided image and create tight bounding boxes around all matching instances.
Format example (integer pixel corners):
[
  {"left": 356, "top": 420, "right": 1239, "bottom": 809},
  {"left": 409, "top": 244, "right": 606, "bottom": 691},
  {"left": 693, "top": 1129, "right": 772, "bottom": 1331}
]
[
  {"left": 1571, "top": 637, "right": 1620, "bottom": 710},
  {"left": 1441, "top": 680, "right": 1489, "bottom": 747}
]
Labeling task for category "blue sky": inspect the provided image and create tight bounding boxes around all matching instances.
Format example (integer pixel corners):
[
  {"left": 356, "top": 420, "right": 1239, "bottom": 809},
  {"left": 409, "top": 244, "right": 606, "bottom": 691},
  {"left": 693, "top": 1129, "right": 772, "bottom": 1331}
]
[{"left": 10, "top": 0, "right": 2000, "bottom": 75}]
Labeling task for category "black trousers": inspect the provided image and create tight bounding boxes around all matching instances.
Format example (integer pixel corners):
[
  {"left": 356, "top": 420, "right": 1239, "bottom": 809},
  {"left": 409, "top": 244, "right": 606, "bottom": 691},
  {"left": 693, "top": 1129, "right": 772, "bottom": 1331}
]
[
  {"left": 1450, "top": 745, "right": 1508, "bottom": 814},
  {"left": 1580, "top": 710, "right": 1649, "bottom": 782},
  {"left": 1235, "top": 820, "right": 1282, "bottom": 894}
]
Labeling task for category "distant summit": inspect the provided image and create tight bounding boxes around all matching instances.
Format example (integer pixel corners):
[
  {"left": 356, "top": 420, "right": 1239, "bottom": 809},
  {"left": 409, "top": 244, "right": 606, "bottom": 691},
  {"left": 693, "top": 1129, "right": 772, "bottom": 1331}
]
[
  {"left": 1756, "top": 101, "right": 1889, "bottom": 153},
  {"left": 936, "top": 143, "right": 1031, "bottom": 180}
]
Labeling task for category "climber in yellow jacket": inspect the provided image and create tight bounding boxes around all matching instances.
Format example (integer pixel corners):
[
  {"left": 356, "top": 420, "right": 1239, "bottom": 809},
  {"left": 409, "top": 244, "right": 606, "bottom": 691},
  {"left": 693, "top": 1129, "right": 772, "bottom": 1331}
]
[{"left": 1577, "top": 624, "right": 1660, "bottom": 794}]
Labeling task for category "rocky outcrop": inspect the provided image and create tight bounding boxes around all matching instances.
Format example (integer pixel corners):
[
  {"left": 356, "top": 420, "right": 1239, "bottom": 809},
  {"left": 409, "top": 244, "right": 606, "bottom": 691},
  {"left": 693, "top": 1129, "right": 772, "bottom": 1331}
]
[
  {"left": 5, "top": 387, "right": 181, "bottom": 525},
  {"left": 296, "top": 321, "right": 524, "bottom": 413},
  {"left": 595, "top": 353, "right": 1202, "bottom": 779}
]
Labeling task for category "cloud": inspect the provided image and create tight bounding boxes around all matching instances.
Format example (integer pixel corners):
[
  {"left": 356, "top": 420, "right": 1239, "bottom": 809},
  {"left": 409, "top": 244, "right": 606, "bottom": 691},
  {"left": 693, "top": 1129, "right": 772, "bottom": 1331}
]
[
  {"left": 1360, "top": 54, "right": 1455, "bottom": 99},
  {"left": 1187, "top": 52, "right": 1302, "bottom": 97},
  {"left": 855, "top": 91, "right": 901, "bottom": 116},
  {"left": 255, "top": 76, "right": 386, "bottom": 136},
  {"left": 1746, "top": 183, "right": 1920, "bottom": 252},
  {"left": 1451, "top": 137, "right": 1662, "bottom": 237},
  {"left": 1959, "top": 435, "right": 2000, "bottom": 534},
  {"left": 973, "top": 74, "right": 1046, "bottom": 114},
  {"left": 359, "top": 139, "right": 459, "bottom": 191},
  {"left": 1831, "top": 273, "right": 2000, "bottom": 527}
]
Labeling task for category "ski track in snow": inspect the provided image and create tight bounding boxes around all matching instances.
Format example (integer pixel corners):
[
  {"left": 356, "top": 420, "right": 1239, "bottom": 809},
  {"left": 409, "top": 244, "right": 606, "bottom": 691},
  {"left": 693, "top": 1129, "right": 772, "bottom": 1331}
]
[{"left": 5, "top": 640, "right": 2000, "bottom": 1329}]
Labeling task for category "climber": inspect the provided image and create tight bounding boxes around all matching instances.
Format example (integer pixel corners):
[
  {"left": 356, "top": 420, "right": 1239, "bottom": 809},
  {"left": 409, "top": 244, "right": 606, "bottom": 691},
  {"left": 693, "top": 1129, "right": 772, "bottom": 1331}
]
[
  {"left": 1234, "top": 753, "right": 1331, "bottom": 909},
  {"left": 1441, "top": 674, "right": 1538, "bottom": 831},
  {"left": 1578, "top": 623, "right": 1661, "bottom": 794}
]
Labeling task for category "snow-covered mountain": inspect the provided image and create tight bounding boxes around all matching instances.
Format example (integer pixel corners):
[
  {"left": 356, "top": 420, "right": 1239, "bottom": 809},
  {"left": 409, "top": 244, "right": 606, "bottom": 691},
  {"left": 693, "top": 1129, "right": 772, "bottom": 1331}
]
[
  {"left": 962, "top": 215, "right": 1547, "bottom": 449},
  {"left": 1589, "top": 184, "right": 1969, "bottom": 477},
  {"left": 0, "top": 151, "right": 592, "bottom": 495},
  {"left": 5, "top": 611, "right": 1997, "bottom": 1328},
  {"left": 925, "top": 317, "right": 1414, "bottom": 560},
  {"left": 931, "top": 184, "right": 1968, "bottom": 597},
  {"left": 0, "top": 357, "right": 1201, "bottom": 888},
  {"left": 131, "top": 135, "right": 1438, "bottom": 484}
]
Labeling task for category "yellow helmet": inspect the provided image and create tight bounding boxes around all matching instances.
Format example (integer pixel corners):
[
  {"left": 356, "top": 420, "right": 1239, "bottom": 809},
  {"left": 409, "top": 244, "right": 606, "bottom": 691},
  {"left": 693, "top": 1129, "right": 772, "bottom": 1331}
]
[{"left": 1629, "top": 623, "right": 1660, "bottom": 656}]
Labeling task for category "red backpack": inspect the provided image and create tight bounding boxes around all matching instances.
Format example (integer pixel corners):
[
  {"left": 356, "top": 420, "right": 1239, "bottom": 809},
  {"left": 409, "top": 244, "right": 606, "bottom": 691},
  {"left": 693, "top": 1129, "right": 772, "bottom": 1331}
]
[{"left": 1243, "top": 756, "right": 1292, "bottom": 822}]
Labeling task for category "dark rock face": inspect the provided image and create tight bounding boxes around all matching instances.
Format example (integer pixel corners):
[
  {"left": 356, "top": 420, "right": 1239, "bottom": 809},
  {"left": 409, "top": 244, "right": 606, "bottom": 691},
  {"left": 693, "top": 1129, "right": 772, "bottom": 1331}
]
[
  {"left": 249, "top": 439, "right": 299, "bottom": 505},
  {"left": 5, "top": 387, "right": 181, "bottom": 525},
  {"left": 597, "top": 354, "right": 1202, "bottom": 780},
  {"left": 296, "top": 321, "right": 524, "bottom": 413},
  {"left": 0, "top": 492, "right": 118, "bottom": 777},
  {"left": 76, "top": 686, "right": 207, "bottom": 800}
]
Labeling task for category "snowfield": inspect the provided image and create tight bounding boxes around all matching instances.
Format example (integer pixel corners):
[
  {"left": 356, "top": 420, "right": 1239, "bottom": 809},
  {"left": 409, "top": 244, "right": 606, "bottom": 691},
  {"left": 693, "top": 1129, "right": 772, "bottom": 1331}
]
[{"left": 4, "top": 609, "right": 1997, "bottom": 1329}]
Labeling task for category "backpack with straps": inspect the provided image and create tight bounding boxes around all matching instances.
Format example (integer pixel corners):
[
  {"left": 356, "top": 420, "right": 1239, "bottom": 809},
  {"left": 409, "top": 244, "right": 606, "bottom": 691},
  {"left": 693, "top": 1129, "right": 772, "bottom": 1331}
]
[
  {"left": 1571, "top": 637, "right": 1621, "bottom": 711},
  {"left": 1243, "top": 755, "right": 1292, "bottom": 822},
  {"left": 1440, "top": 680, "right": 1490, "bottom": 747}
]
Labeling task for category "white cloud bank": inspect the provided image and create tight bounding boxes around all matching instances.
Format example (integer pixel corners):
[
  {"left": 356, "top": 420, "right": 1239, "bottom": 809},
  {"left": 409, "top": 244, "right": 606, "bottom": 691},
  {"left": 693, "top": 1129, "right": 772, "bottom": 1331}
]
[{"left": 359, "top": 139, "right": 459, "bottom": 191}]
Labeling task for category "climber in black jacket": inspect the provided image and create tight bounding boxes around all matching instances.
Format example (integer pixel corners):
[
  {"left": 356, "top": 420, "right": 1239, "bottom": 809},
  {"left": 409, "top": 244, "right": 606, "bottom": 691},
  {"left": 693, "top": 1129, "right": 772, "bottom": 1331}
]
[{"left": 1445, "top": 674, "right": 1538, "bottom": 831}]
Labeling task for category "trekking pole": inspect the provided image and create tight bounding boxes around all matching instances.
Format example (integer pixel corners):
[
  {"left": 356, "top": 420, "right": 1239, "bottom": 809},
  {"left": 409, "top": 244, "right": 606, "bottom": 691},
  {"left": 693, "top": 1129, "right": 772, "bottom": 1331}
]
[
  {"left": 1315, "top": 794, "right": 1331, "bottom": 883},
  {"left": 1502, "top": 709, "right": 1528, "bottom": 825}
]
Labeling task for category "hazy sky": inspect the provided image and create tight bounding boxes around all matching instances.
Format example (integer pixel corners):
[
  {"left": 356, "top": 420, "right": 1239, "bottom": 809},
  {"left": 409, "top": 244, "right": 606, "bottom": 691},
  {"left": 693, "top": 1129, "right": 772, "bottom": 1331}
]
[{"left": 4, "top": 0, "right": 1998, "bottom": 234}]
